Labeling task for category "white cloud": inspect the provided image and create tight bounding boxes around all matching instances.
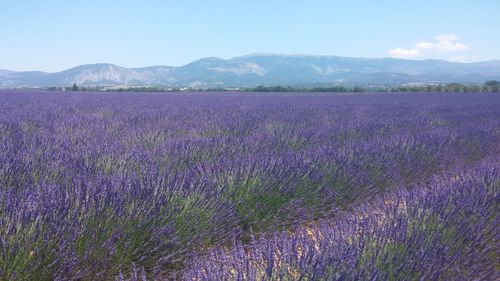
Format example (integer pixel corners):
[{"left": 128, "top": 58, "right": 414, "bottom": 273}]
[
  {"left": 388, "top": 34, "right": 468, "bottom": 59},
  {"left": 415, "top": 42, "right": 434, "bottom": 50}
]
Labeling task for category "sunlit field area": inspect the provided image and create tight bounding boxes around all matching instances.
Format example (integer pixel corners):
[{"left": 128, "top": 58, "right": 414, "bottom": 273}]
[{"left": 0, "top": 91, "right": 498, "bottom": 280}]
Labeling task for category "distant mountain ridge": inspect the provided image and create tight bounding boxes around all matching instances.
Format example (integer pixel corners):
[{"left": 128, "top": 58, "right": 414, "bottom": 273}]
[
  {"left": 0, "top": 69, "right": 16, "bottom": 76},
  {"left": 2, "top": 54, "right": 500, "bottom": 88}
]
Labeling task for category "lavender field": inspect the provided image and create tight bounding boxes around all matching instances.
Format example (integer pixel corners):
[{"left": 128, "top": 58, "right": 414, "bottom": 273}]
[{"left": 0, "top": 90, "right": 499, "bottom": 280}]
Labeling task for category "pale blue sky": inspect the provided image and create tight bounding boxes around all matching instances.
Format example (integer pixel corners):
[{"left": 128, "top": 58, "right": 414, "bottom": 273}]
[{"left": 1, "top": 0, "right": 499, "bottom": 72}]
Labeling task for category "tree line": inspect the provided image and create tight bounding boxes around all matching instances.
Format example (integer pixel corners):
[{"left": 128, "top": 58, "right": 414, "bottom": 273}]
[
  {"left": 251, "top": 81, "right": 500, "bottom": 93},
  {"left": 50, "top": 80, "right": 500, "bottom": 93},
  {"left": 390, "top": 80, "right": 500, "bottom": 93}
]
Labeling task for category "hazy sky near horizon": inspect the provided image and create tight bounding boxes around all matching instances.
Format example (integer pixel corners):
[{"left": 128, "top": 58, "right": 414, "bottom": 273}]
[{"left": 1, "top": 0, "right": 499, "bottom": 72}]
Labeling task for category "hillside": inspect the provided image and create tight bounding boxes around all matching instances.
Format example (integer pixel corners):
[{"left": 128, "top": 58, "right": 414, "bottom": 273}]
[{"left": 2, "top": 54, "right": 500, "bottom": 88}]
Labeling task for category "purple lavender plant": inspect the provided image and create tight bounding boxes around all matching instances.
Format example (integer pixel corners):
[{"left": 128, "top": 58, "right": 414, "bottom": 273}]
[
  {"left": 0, "top": 90, "right": 498, "bottom": 280},
  {"left": 182, "top": 158, "right": 499, "bottom": 280}
]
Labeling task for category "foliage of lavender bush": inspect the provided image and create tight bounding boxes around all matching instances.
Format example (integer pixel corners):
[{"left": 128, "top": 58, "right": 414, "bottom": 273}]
[
  {"left": 182, "top": 158, "right": 499, "bottom": 281},
  {"left": 0, "top": 91, "right": 499, "bottom": 280}
]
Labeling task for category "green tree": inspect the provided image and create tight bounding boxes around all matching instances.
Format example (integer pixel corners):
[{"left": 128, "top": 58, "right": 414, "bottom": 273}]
[
  {"left": 353, "top": 86, "right": 365, "bottom": 92},
  {"left": 484, "top": 80, "right": 500, "bottom": 92}
]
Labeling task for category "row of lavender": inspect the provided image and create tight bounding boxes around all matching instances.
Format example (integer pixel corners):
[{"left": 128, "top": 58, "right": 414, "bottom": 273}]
[
  {"left": 0, "top": 91, "right": 499, "bottom": 279},
  {"left": 181, "top": 157, "right": 499, "bottom": 281}
]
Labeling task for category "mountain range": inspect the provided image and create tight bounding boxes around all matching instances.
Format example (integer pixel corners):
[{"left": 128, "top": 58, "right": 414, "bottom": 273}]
[{"left": 1, "top": 53, "right": 500, "bottom": 88}]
